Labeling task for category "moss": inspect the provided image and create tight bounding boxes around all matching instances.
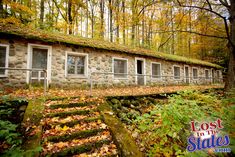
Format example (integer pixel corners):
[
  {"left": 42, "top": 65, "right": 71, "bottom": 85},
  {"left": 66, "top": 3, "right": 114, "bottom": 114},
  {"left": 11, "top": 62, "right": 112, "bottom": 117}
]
[
  {"left": 0, "top": 24, "right": 222, "bottom": 69},
  {"left": 49, "top": 102, "right": 95, "bottom": 109},
  {"left": 46, "top": 109, "right": 95, "bottom": 118},
  {"left": 46, "top": 96, "right": 80, "bottom": 101},
  {"left": 21, "top": 99, "right": 45, "bottom": 156},
  {"left": 45, "top": 128, "right": 105, "bottom": 143},
  {"left": 98, "top": 102, "right": 144, "bottom": 157}
]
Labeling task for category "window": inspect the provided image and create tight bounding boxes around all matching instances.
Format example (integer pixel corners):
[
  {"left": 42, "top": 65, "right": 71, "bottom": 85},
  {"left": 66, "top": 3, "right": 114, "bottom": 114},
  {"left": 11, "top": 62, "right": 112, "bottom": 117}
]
[
  {"left": 0, "top": 44, "right": 9, "bottom": 77},
  {"left": 205, "top": 69, "right": 209, "bottom": 79},
  {"left": 152, "top": 63, "right": 161, "bottom": 79},
  {"left": 66, "top": 52, "right": 88, "bottom": 77},
  {"left": 193, "top": 68, "right": 198, "bottom": 79},
  {"left": 173, "top": 66, "right": 180, "bottom": 79},
  {"left": 113, "top": 58, "right": 128, "bottom": 78}
]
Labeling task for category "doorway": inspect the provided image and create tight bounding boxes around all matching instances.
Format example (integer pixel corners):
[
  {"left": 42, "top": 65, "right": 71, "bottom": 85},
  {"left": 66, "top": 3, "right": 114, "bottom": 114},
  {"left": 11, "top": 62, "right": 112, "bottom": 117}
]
[
  {"left": 184, "top": 66, "right": 190, "bottom": 84},
  {"left": 136, "top": 58, "right": 145, "bottom": 85},
  {"left": 27, "top": 44, "right": 51, "bottom": 85}
]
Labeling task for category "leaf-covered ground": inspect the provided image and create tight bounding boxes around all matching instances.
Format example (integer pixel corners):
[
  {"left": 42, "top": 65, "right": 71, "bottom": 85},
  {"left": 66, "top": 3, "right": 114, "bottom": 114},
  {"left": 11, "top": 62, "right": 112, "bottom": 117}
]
[
  {"left": 40, "top": 97, "right": 118, "bottom": 156},
  {"left": 2, "top": 85, "right": 223, "bottom": 99}
]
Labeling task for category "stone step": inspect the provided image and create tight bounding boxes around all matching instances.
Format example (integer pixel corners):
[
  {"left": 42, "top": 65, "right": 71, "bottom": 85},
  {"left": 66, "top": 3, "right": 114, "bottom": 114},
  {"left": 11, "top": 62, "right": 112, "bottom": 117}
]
[
  {"left": 42, "top": 121, "right": 108, "bottom": 139},
  {"left": 73, "top": 142, "right": 118, "bottom": 157},
  {"left": 44, "top": 116, "right": 102, "bottom": 129},
  {"left": 45, "top": 128, "right": 106, "bottom": 143},
  {"left": 45, "top": 105, "right": 97, "bottom": 114},
  {"left": 47, "top": 139, "right": 112, "bottom": 157},
  {"left": 45, "top": 109, "right": 97, "bottom": 118},
  {"left": 48, "top": 102, "right": 95, "bottom": 109}
]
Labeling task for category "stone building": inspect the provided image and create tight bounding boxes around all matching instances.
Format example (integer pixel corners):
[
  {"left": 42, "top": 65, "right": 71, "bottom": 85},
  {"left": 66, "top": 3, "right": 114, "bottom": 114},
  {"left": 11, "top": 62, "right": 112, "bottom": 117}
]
[{"left": 0, "top": 24, "right": 223, "bottom": 88}]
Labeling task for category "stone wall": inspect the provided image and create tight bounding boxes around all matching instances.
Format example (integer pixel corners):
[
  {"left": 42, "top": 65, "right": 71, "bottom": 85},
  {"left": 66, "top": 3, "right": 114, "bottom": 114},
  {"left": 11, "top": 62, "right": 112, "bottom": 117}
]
[{"left": 0, "top": 38, "right": 222, "bottom": 89}]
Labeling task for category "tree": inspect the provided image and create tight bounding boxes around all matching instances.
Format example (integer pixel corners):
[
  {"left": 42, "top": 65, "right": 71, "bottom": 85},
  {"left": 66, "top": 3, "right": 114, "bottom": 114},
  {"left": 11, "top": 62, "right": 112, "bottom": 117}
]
[{"left": 175, "top": 0, "right": 235, "bottom": 91}]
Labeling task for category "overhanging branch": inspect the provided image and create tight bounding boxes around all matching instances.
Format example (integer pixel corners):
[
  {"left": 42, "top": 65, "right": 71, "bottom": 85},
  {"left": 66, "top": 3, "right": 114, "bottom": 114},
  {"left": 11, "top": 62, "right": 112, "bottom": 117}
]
[{"left": 152, "top": 30, "right": 227, "bottom": 39}]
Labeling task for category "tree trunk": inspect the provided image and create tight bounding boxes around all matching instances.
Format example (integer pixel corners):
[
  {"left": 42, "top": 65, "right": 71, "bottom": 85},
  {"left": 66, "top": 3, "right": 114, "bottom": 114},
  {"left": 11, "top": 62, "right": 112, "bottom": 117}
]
[
  {"left": 141, "top": 2, "right": 145, "bottom": 46},
  {"left": 68, "top": 0, "right": 73, "bottom": 34},
  {"left": 0, "top": 0, "right": 3, "bottom": 18},
  {"left": 40, "top": 0, "right": 44, "bottom": 29},
  {"left": 170, "top": 6, "right": 175, "bottom": 55},
  {"left": 100, "top": 0, "right": 104, "bottom": 39},
  {"left": 122, "top": 0, "right": 125, "bottom": 44},
  {"left": 225, "top": 1, "right": 235, "bottom": 91},
  {"left": 131, "top": 0, "right": 137, "bottom": 46},
  {"left": 109, "top": 0, "right": 113, "bottom": 42},
  {"left": 116, "top": 0, "right": 120, "bottom": 43},
  {"left": 86, "top": 0, "right": 89, "bottom": 38}
]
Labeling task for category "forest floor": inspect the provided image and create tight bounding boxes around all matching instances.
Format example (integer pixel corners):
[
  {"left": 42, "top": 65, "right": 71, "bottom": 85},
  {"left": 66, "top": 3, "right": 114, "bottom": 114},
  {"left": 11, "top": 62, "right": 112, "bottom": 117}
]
[{"left": 2, "top": 84, "right": 224, "bottom": 99}]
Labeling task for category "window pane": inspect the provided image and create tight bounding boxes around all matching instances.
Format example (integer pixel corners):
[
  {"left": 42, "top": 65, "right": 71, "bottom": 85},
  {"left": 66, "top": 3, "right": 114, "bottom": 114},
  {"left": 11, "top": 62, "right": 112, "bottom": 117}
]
[
  {"left": 193, "top": 69, "right": 198, "bottom": 79},
  {"left": 76, "top": 56, "right": 85, "bottom": 74},
  {"left": 32, "top": 48, "right": 48, "bottom": 69},
  {"left": 152, "top": 64, "right": 160, "bottom": 78},
  {"left": 174, "top": 67, "right": 180, "bottom": 79},
  {"left": 67, "top": 55, "right": 86, "bottom": 75},
  {"left": 67, "top": 55, "right": 76, "bottom": 74},
  {"left": 0, "top": 46, "right": 6, "bottom": 75},
  {"left": 114, "top": 59, "right": 127, "bottom": 78}
]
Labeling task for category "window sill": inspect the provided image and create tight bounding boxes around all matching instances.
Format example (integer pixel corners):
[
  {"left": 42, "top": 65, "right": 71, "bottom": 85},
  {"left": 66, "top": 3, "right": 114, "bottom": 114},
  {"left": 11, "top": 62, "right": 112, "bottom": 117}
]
[
  {"left": 0, "top": 75, "right": 8, "bottom": 78},
  {"left": 66, "top": 75, "right": 88, "bottom": 79},
  {"left": 114, "top": 77, "right": 128, "bottom": 80},
  {"left": 151, "top": 77, "right": 162, "bottom": 80}
]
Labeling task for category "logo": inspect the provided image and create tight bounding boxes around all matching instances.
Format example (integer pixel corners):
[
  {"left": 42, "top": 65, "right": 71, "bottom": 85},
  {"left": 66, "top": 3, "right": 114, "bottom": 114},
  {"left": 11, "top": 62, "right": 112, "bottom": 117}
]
[{"left": 186, "top": 119, "right": 231, "bottom": 153}]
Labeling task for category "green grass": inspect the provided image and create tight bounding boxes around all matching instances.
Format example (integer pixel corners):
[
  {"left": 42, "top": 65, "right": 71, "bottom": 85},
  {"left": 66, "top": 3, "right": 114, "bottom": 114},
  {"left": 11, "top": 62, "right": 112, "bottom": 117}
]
[{"left": 45, "top": 128, "right": 105, "bottom": 143}]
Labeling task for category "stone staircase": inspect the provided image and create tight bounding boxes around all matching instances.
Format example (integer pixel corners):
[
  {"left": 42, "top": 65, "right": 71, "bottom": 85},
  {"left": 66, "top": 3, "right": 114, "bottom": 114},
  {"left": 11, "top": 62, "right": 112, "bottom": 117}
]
[{"left": 40, "top": 97, "right": 118, "bottom": 157}]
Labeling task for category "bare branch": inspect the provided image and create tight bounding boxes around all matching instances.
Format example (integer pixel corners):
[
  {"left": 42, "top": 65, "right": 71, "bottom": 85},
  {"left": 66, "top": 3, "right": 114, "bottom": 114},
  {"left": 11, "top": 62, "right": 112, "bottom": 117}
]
[
  {"left": 219, "top": 0, "right": 230, "bottom": 8},
  {"left": 176, "top": 0, "right": 225, "bottom": 19},
  {"left": 205, "top": 0, "right": 212, "bottom": 10},
  {"left": 175, "top": 0, "right": 234, "bottom": 47},
  {"left": 52, "top": 0, "right": 67, "bottom": 21},
  {"left": 138, "top": 0, "right": 159, "bottom": 17}
]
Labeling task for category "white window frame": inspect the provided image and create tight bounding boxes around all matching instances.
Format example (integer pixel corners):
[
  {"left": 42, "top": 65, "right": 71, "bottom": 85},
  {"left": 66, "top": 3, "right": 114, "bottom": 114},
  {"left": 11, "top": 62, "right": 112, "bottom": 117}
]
[
  {"left": 173, "top": 65, "right": 181, "bottom": 80},
  {"left": 27, "top": 43, "right": 52, "bottom": 85},
  {"left": 192, "top": 67, "right": 199, "bottom": 80},
  {"left": 205, "top": 69, "right": 210, "bottom": 79},
  {"left": 135, "top": 57, "right": 146, "bottom": 85},
  {"left": 65, "top": 51, "right": 89, "bottom": 78},
  {"left": 151, "top": 62, "right": 161, "bottom": 79},
  {"left": 0, "top": 44, "right": 9, "bottom": 77},
  {"left": 112, "top": 57, "right": 128, "bottom": 79}
]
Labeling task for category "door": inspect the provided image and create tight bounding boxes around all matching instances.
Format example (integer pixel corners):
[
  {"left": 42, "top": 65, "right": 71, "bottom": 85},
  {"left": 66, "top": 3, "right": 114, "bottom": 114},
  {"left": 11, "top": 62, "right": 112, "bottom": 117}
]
[
  {"left": 136, "top": 60, "right": 145, "bottom": 85},
  {"left": 212, "top": 69, "right": 215, "bottom": 83},
  {"left": 185, "top": 66, "right": 189, "bottom": 84},
  {"left": 31, "top": 48, "right": 48, "bottom": 84}
]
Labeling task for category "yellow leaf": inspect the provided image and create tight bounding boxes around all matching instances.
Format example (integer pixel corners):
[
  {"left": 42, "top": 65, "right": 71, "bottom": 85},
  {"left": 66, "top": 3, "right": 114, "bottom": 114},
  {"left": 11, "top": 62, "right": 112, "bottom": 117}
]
[{"left": 62, "top": 125, "right": 69, "bottom": 131}]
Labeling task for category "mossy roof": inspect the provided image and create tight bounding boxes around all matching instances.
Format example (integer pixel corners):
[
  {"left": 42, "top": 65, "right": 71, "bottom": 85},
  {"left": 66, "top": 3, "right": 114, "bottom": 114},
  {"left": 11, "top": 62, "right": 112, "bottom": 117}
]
[{"left": 0, "top": 24, "right": 222, "bottom": 69}]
